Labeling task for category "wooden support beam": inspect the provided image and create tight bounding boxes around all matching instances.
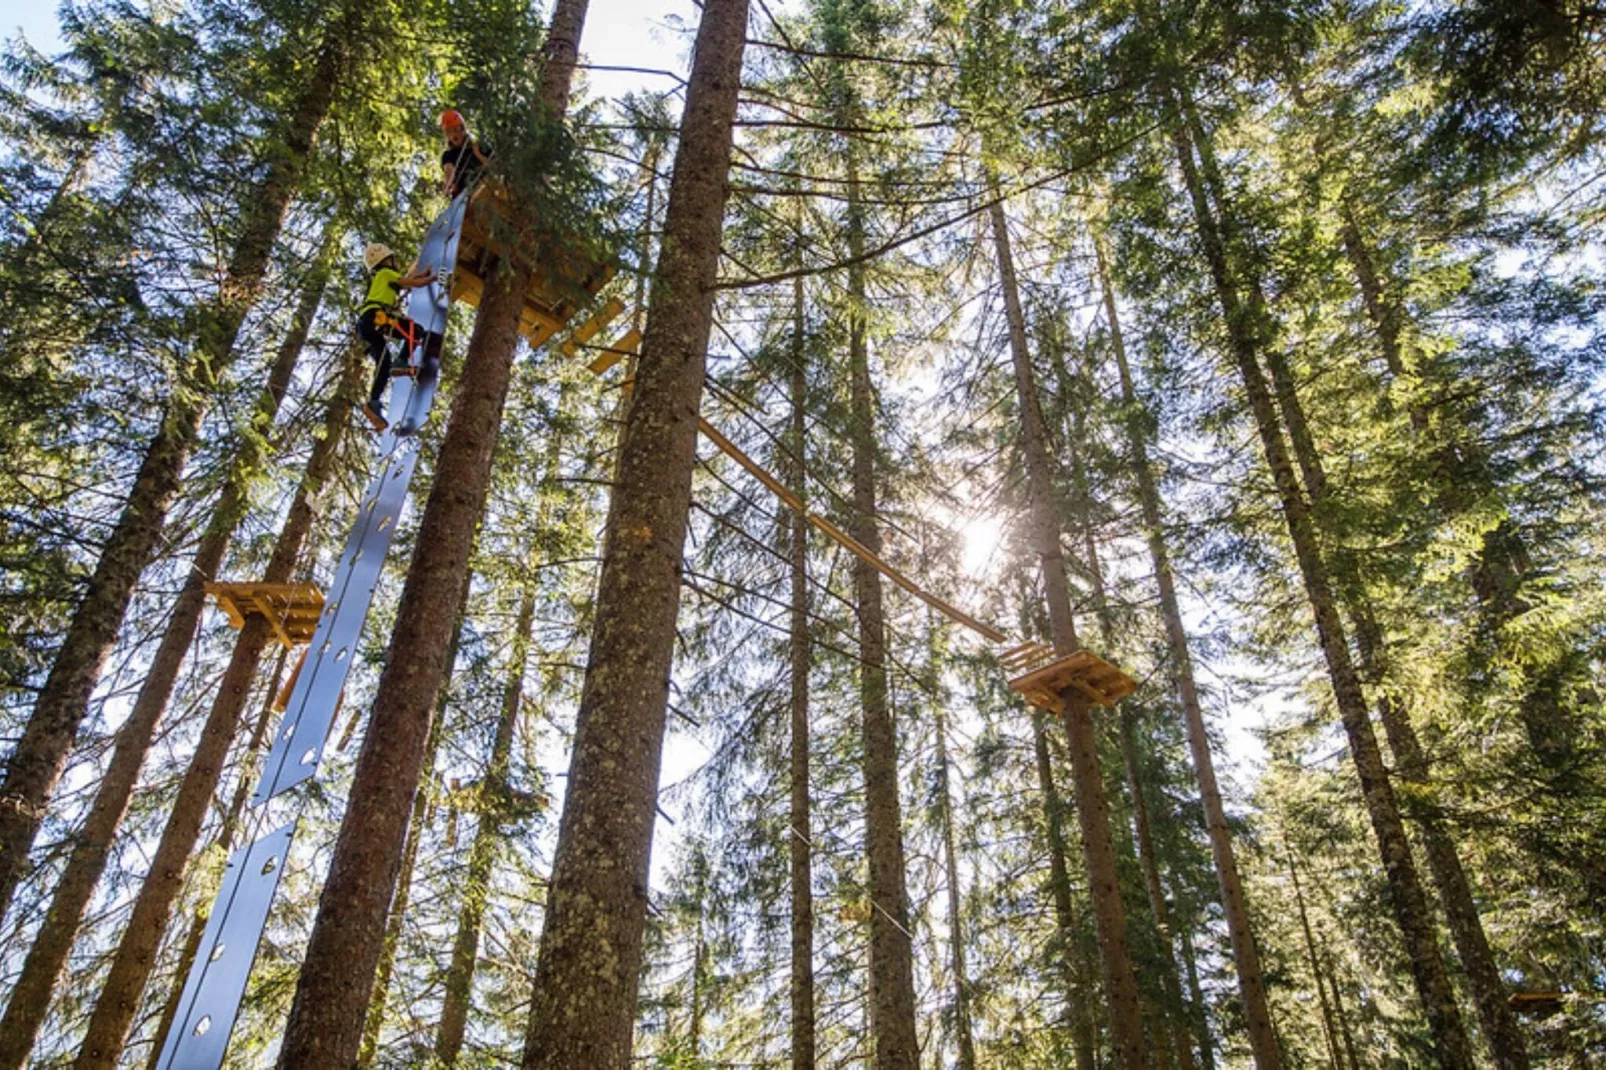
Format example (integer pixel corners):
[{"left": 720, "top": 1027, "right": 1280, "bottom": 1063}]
[
  {"left": 448, "top": 181, "right": 615, "bottom": 343},
  {"left": 696, "top": 417, "right": 805, "bottom": 513},
  {"left": 587, "top": 326, "right": 642, "bottom": 374},
  {"left": 560, "top": 297, "right": 625, "bottom": 357},
  {"left": 694, "top": 415, "right": 1007, "bottom": 643}
]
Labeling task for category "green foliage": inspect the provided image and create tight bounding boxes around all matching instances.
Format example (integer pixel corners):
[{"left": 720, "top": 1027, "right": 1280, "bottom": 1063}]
[{"left": 6, "top": 0, "right": 1606, "bottom": 1065}]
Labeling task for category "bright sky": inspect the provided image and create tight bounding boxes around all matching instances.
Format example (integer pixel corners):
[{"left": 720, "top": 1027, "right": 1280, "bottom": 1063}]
[
  {"left": 1, "top": 1, "right": 61, "bottom": 54},
  {"left": 578, "top": 0, "right": 700, "bottom": 104}
]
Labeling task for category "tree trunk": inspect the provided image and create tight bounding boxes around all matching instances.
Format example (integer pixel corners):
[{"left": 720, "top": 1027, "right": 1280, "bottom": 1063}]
[
  {"left": 1358, "top": 620, "right": 1531, "bottom": 1070},
  {"left": 435, "top": 585, "right": 536, "bottom": 1064},
  {"left": 787, "top": 272, "right": 816, "bottom": 1070},
  {"left": 1061, "top": 367, "right": 1194, "bottom": 1070},
  {"left": 2, "top": 121, "right": 106, "bottom": 310},
  {"left": 1326, "top": 946, "right": 1364, "bottom": 1070},
  {"left": 1345, "top": 201, "right": 1550, "bottom": 1054},
  {"left": 1176, "top": 911, "right": 1216, "bottom": 1070},
  {"left": 0, "top": 14, "right": 353, "bottom": 927},
  {"left": 277, "top": 266, "right": 523, "bottom": 1065},
  {"left": 688, "top": 864, "right": 707, "bottom": 1060},
  {"left": 1092, "top": 230, "right": 1281, "bottom": 1069},
  {"left": 144, "top": 645, "right": 289, "bottom": 1068},
  {"left": 1116, "top": 711, "right": 1198, "bottom": 1070},
  {"left": 360, "top": 568, "right": 474, "bottom": 1066},
  {"left": 1289, "top": 846, "right": 1344, "bottom": 1070},
  {"left": 1168, "top": 109, "right": 1474, "bottom": 1070},
  {"left": 0, "top": 234, "right": 337, "bottom": 1067},
  {"left": 933, "top": 701, "right": 977, "bottom": 1070},
  {"left": 1249, "top": 214, "right": 1532, "bottom": 1070},
  {"left": 0, "top": 224, "right": 334, "bottom": 1060},
  {"left": 517, "top": 0, "right": 746, "bottom": 1063},
  {"left": 74, "top": 346, "right": 366, "bottom": 1070},
  {"left": 275, "top": 6, "right": 591, "bottom": 1063},
  {"left": 842, "top": 156, "right": 923, "bottom": 1070},
  {"left": 989, "top": 195, "right": 1149, "bottom": 1068},
  {"left": 1031, "top": 711, "right": 1098, "bottom": 1070},
  {"left": 1336, "top": 202, "right": 1409, "bottom": 387}
]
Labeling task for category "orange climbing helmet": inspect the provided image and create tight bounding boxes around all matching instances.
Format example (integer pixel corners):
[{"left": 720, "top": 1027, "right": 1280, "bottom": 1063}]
[{"left": 439, "top": 109, "right": 466, "bottom": 131}]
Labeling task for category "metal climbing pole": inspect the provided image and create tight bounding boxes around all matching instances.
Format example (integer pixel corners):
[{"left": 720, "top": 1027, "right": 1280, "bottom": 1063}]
[{"left": 153, "top": 191, "right": 469, "bottom": 1069}]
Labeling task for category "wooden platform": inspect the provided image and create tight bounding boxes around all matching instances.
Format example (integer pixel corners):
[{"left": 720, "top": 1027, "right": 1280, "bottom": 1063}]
[
  {"left": 206, "top": 582, "right": 324, "bottom": 648},
  {"left": 1002, "top": 641, "right": 1136, "bottom": 711},
  {"left": 448, "top": 182, "right": 615, "bottom": 347}
]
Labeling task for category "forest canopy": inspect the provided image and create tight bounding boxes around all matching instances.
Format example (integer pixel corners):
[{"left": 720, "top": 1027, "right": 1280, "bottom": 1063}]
[{"left": 0, "top": 0, "right": 1602, "bottom": 1067}]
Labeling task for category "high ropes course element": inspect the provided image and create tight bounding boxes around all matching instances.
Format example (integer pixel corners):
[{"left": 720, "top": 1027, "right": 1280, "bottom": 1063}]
[{"left": 156, "top": 182, "right": 1134, "bottom": 1068}]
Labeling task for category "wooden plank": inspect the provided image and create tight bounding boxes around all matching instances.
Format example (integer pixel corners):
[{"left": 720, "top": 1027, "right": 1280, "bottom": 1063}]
[
  {"left": 447, "top": 216, "right": 612, "bottom": 345},
  {"left": 207, "top": 582, "right": 324, "bottom": 647},
  {"left": 697, "top": 416, "right": 806, "bottom": 513},
  {"left": 253, "top": 593, "right": 295, "bottom": 650},
  {"left": 804, "top": 514, "right": 1007, "bottom": 643},
  {"left": 205, "top": 587, "right": 249, "bottom": 631},
  {"left": 274, "top": 648, "right": 307, "bottom": 711},
  {"left": 560, "top": 297, "right": 625, "bottom": 357},
  {"left": 588, "top": 326, "right": 641, "bottom": 374},
  {"left": 1000, "top": 642, "right": 1050, "bottom": 665}
]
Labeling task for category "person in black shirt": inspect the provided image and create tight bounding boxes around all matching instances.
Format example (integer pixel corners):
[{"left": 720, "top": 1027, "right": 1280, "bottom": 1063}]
[{"left": 440, "top": 109, "right": 491, "bottom": 199}]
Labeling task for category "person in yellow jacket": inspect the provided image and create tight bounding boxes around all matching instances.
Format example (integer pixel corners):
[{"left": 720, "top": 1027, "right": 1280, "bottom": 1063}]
[{"left": 357, "top": 242, "right": 434, "bottom": 430}]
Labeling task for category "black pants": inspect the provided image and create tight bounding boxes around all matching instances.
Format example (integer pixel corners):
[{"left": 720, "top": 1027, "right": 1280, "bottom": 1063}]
[{"left": 357, "top": 307, "right": 417, "bottom": 406}]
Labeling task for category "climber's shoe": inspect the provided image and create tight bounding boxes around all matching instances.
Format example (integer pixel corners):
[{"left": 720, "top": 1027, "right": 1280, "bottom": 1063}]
[{"left": 362, "top": 401, "right": 388, "bottom": 431}]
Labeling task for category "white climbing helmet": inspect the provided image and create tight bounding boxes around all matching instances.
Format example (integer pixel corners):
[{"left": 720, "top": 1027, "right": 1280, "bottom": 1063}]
[{"left": 363, "top": 242, "right": 395, "bottom": 273}]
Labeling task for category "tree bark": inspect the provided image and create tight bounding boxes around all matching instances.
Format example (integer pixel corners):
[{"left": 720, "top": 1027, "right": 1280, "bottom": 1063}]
[
  {"left": 1060, "top": 362, "right": 1194, "bottom": 1070},
  {"left": 74, "top": 343, "right": 366, "bottom": 1070},
  {"left": 1168, "top": 109, "right": 1474, "bottom": 1070},
  {"left": 1, "top": 119, "right": 107, "bottom": 312},
  {"left": 1359, "top": 621, "right": 1531, "bottom": 1069},
  {"left": 1336, "top": 202, "right": 1409, "bottom": 387},
  {"left": 1116, "top": 710, "right": 1197, "bottom": 1070},
  {"left": 1031, "top": 711, "right": 1098, "bottom": 1070},
  {"left": 360, "top": 568, "right": 474, "bottom": 1066},
  {"left": 786, "top": 271, "right": 816, "bottom": 1070},
  {"left": 1326, "top": 946, "right": 1363, "bottom": 1070},
  {"left": 1176, "top": 910, "right": 1216, "bottom": 1070},
  {"left": 1093, "top": 230, "right": 1281, "bottom": 1069},
  {"left": 688, "top": 859, "right": 708, "bottom": 1059},
  {"left": 435, "top": 585, "right": 536, "bottom": 1064},
  {"left": 275, "top": 5, "right": 592, "bottom": 1063},
  {"left": 842, "top": 157, "right": 923, "bottom": 1070},
  {"left": 933, "top": 701, "right": 977, "bottom": 1070},
  {"left": 0, "top": 14, "right": 353, "bottom": 927},
  {"left": 1251, "top": 214, "right": 1532, "bottom": 1070},
  {"left": 1289, "top": 846, "right": 1345, "bottom": 1070},
  {"left": 0, "top": 235, "right": 337, "bottom": 1068},
  {"left": 517, "top": 0, "right": 746, "bottom": 1063},
  {"left": 277, "top": 271, "right": 524, "bottom": 1065},
  {"left": 989, "top": 195, "right": 1149, "bottom": 1068},
  {"left": 144, "top": 645, "right": 289, "bottom": 1068}
]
